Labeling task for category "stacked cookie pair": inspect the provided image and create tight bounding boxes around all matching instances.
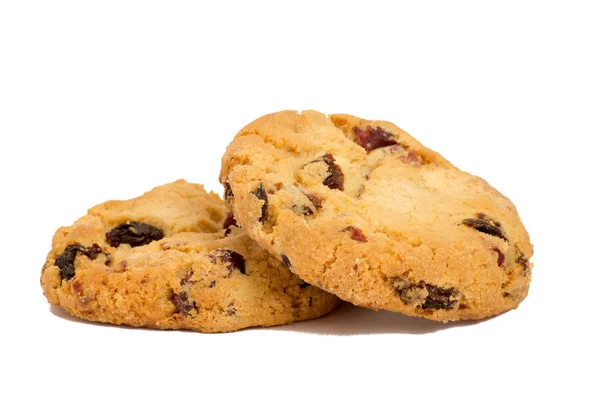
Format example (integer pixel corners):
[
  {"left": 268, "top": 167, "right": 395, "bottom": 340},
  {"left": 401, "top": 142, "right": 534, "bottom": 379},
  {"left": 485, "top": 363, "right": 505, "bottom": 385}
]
[{"left": 41, "top": 111, "right": 533, "bottom": 332}]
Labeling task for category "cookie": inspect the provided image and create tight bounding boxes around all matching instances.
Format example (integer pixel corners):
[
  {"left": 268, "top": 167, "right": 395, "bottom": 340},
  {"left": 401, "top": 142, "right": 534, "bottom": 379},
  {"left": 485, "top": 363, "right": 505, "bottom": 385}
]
[
  {"left": 220, "top": 111, "right": 533, "bottom": 322},
  {"left": 41, "top": 180, "right": 339, "bottom": 333}
]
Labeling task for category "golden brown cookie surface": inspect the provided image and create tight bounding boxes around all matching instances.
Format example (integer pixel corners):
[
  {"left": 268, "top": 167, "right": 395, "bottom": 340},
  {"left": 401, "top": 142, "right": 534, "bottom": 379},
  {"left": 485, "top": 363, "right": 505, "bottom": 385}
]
[
  {"left": 220, "top": 111, "right": 533, "bottom": 321},
  {"left": 41, "top": 180, "right": 339, "bottom": 332}
]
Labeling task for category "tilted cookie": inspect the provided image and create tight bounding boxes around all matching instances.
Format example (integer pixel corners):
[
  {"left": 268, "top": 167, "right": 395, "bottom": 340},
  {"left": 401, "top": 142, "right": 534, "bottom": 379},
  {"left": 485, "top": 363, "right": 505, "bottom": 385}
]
[
  {"left": 220, "top": 111, "right": 533, "bottom": 322},
  {"left": 41, "top": 180, "right": 339, "bottom": 333}
]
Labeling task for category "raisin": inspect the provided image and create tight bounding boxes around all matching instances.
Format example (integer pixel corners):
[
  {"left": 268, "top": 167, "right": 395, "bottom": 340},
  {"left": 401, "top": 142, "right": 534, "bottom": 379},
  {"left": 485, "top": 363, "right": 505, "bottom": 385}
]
[
  {"left": 222, "top": 302, "right": 237, "bottom": 316},
  {"left": 106, "top": 222, "right": 164, "bottom": 247},
  {"left": 180, "top": 270, "right": 194, "bottom": 286},
  {"left": 305, "top": 154, "right": 344, "bottom": 191},
  {"left": 353, "top": 126, "right": 398, "bottom": 151},
  {"left": 401, "top": 151, "right": 422, "bottom": 166},
  {"left": 392, "top": 277, "right": 459, "bottom": 310},
  {"left": 320, "top": 153, "right": 345, "bottom": 191},
  {"left": 462, "top": 214, "right": 508, "bottom": 241},
  {"left": 72, "top": 281, "right": 90, "bottom": 306},
  {"left": 342, "top": 226, "right": 368, "bottom": 242},
  {"left": 389, "top": 144, "right": 406, "bottom": 154},
  {"left": 228, "top": 252, "right": 246, "bottom": 275},
  {"left": 72, "top": 281, "right": 83, "bottom": 295},
  {"left": 516, "top": 250, "right": 531, "bottom": 276},
  {"left": 87, "top": 243, "right": 103, "bottom": 257},
  {"left": 268, "top": 182, "right": 284, "bottom": 194},
  {"left": 208, "top": 249, "right": 247, "bottom": 276},
  {"left": 299, "top": 280, "right": 311, "bottom": 289},
  {"left": 293, "top": 193, "right": 325, "bottom": 217},
  {"left": 252, "top": 184, "right": 268, "bottom": 223},
  {"left": 172, "top": 292, "right": 196, "bottom": 316},
  {"left": 306, "top": 193, "right": 324, "bottom": 210},
  {"left": 223, "top": 212, "right": 237, "bottom": 230},
  {"left": 104, "top": 252, "right": 113, "bottom": 266},
  {"left": 292, "top": 204, "right": 315, "bottom": 216},
  {"left": 55, "top": 243, "right": 103, "bottom": 281},
  {"left": 224, "top": 181, "right": 233, "bottom": 202},
  {"left": 302, "top": 206, "right": 314, "bottom": 216},
  {"left": 114, "top": 260, "right": 128, "bottom": 273},
  {"left": 423, "top": 285, "right": 459, "bottom": 310},
  {"left": 492, "top": 247, "right": 505, "bottom": 267},
  {"left": 281, "top": 254, "right": 292, "bottom": 268}
]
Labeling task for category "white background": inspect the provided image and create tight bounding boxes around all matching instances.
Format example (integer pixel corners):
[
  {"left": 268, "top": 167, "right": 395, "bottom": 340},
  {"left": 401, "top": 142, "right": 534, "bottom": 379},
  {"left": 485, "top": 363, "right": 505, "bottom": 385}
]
[{"left": 1, "top": 1, "right": 598, "bottom": 399}]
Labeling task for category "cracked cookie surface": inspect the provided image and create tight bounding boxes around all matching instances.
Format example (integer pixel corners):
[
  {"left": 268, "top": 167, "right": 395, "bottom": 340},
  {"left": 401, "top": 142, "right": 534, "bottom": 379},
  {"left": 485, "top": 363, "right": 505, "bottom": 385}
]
[
  {"left": 220, "top": 111, "right": 533, "bottom": 321},
  {"left": 41, "top": 180, "right": 339, "bottom": 332}
]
